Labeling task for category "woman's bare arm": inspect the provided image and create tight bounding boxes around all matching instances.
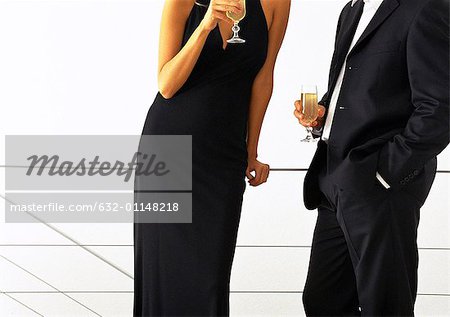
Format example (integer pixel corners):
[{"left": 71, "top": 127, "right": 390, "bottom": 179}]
[
  {"left": 158, "top": 0, "right": 242, "bottom": 99},
  {"left": 246, "top": 0, "right": 291, "bottom": 186}
]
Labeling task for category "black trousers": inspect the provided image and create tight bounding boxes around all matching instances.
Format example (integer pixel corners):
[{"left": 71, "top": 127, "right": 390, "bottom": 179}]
[{"left": 303, "top": 164, "right": 421, "bottom": 316}]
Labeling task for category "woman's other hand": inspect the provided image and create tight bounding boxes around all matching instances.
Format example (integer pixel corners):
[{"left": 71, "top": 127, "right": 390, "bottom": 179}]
[{"left": 246, "top": 158, "right": 270, "bottom": 187}]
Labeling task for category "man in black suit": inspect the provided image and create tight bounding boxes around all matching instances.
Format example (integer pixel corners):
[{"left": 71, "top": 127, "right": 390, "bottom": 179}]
[{"left": 294, "top": 0, "right": 449, "bottom": 315}]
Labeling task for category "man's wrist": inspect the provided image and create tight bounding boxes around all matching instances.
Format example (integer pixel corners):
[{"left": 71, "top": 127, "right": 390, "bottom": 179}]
[{"left": 311, "top": 126, "right": 323, "bottom": 137}]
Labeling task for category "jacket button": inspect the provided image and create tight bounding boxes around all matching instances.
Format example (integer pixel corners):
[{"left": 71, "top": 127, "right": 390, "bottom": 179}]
[
  {"left": 400, "top": 180, "right": 406, "bottom": 185},
  {"left": 414, "top": 170, "right": 420, "bottom": 176},
  {"left": 348, "top": 66, "right": 352, "bottom": 70}
]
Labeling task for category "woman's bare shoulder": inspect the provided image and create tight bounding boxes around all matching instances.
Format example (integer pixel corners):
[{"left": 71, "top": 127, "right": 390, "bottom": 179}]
[
  {"left": 260, "top": 0, "right": 291, "bottom": 29},
  {"left": 163, "top": 0, "right": 196, "bottom": 18},
  {"left": 271, "top": 0, "right": 291, "bottom": 13},
  {"left": 262, "top": 0, "right": 291, "bottom": 11}
]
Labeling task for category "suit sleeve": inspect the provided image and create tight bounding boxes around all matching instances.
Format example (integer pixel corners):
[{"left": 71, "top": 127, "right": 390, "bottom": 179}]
[{"left": 377, "top": 0, "right": 450, "bottom": 189}]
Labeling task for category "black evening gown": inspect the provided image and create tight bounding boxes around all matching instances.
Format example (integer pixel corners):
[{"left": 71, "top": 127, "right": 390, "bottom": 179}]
[{"left": 134, "top": 0, "right": 268, "bottom": 315}]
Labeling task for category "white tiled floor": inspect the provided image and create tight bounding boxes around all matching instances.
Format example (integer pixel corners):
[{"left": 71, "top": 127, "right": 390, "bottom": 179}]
[
  {"left": 0, "top": 256, "right": 53, "bottom": 293},
  {"left": 0, "top": 292, "right": 43, "bottom": 317},
  {"left": 9, "top": 293, "right": 101, "bottom": 317},
  {"left": 0, "top": 246, "right": 133, "bottom": 292},
  {"left": 2, "top": 292, "right": 449, "bottom": 316},
  {"left": 69, "top": 293, "right": 133, "bottom": 317},
  {"left": 1, "top": 168, "right": 450, "bottom": 316}
]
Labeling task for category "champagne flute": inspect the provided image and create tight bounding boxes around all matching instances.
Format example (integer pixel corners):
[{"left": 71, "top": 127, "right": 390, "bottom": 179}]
[
  {"left": 226, "top": 0, "right": 246, "bottom": 44},
  {"left": 299, "top": 85, "right": 319, "bottom": 142}
]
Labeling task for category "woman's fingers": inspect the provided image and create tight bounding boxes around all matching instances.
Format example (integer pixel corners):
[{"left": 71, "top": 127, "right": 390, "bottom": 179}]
[
  {"left": 213, "top": 0, "right": 242, "bottom": 14},
  {"left": 215, "top": 0, "right": 242, "bottom": 9},
  {"left": 206, "top": 0, "right": 243, "bottom": 28},
  {"left": 212, "top": 11, "right": 230, "bottom": 23},
  {"left": 249, "top": 164, "right": 270, "bottom": 186},
  {"left": 214, "top": 5, "right": 241, "bottom": 14},
  {"left": 255, "top": 168, "right": 269, "bottom": 186},
  {"left": 261, "top": 165, "right": 270, "bottom": 183},
  {"left": 249, "top": 169, "right": 262, "bottom": 186},
  {"left": 246, "top": 167, "right": 254, "bottom": 180}
]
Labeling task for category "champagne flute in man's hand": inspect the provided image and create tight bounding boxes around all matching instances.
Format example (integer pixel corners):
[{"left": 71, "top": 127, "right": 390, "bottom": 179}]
[{"left": 294, "top": 85, "right": 326, "bottom": 142}]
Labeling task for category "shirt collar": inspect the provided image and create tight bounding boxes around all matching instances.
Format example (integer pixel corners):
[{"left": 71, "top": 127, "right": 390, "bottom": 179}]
[{"left": 351, "top": 0, "right": 384, "bottom": 8}]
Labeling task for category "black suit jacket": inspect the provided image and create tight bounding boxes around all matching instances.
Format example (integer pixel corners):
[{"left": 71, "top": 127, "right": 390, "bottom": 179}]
[{"left": 304, "top": 0, "right": 450, "bottom": 210}]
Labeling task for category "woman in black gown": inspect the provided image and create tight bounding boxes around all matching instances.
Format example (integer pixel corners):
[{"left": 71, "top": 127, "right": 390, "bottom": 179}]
[{"left": 134, "top": 0, "right": 290, "bottom": 315}]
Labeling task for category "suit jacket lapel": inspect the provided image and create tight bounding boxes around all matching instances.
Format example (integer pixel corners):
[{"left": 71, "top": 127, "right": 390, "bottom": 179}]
[
  {"left": 348, "top": 0, "right": 400, "bottom": 56},
  {"left": 335, "top": 3, "right": 364, "bottom": 65},
  {"left": 328, "top": 2, "right": 364, "bottom": 101}
]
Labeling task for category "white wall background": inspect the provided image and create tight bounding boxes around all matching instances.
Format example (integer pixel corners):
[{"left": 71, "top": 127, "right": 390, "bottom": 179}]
[{"left": 0, "top": 0, "right": 449, "bottom": 316}]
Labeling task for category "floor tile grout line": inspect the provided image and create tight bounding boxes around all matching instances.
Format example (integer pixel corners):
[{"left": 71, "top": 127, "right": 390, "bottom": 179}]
[
  {"left": 1, "top": 290, "right": 449, "bottom": 297},
  {"left": 0, "top": 244, "right": 448, "bottom": 251},
  {"left": 0, "top": 254, "right": 103, "bottom": 317},
  {"left": 0, "top": 288, "right": 44, "bottom": 316},
  {"left": 0, "top": 193, "right": 133, "bottom": 280}
]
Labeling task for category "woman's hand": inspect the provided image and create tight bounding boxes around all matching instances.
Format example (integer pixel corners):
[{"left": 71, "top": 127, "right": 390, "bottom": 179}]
[
  {"left": 246, "top": 158, "right": 270, "bottom": 187},
  {"left": 201, "top": 0, "right": 243, "bottom": 31}
]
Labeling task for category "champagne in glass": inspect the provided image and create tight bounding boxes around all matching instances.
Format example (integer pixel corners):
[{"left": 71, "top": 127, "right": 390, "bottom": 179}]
[
  {"left": 300, "top": 85, "right": 319, "bottom": 142},
  {"left": 226, "top": 0, "right": 246, "bottom": 44}
]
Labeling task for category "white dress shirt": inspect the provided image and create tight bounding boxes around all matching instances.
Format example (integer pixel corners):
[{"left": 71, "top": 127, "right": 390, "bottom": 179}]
[{"left": 321, "top": 0, "right": 391, "bottom": 188}]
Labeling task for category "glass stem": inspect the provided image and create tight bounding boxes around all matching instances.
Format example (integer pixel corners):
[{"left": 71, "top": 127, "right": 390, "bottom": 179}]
[
  {"left": 305, "top": 127, "right": 314, "bottom": 141},
  {"left": 232, "top": 22, "right": 240, "bottom": 39}
]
